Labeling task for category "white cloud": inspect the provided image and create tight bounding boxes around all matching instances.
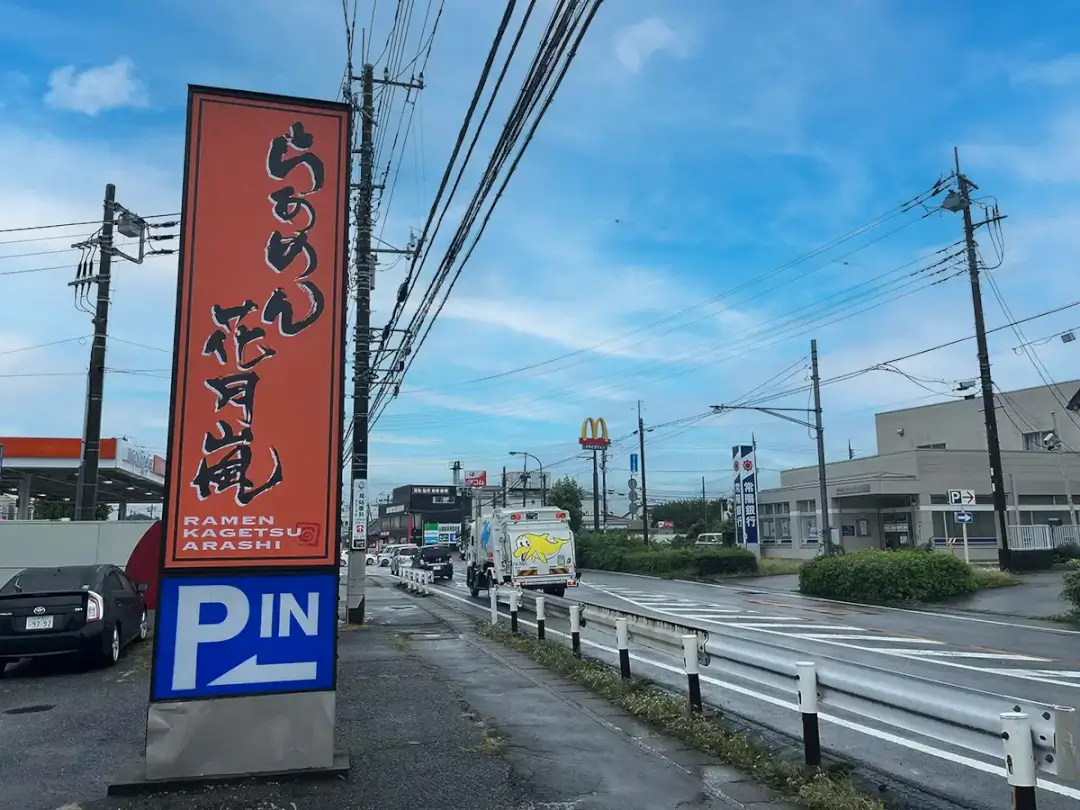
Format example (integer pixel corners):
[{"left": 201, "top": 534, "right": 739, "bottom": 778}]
[
  {"left": 612, "top": 17, "right": 687, "bottom": 74},
  {"left": 1011, "top": 54, "right": 1080, "bottom": 86},
  {"left": 44, "top": 57, "right": 148, "bottom": 116}
]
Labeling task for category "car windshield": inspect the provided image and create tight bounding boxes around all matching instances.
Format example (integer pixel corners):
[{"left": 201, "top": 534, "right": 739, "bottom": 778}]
[{"left": 0, "top": 567, "right": 97, "bottom": 595}]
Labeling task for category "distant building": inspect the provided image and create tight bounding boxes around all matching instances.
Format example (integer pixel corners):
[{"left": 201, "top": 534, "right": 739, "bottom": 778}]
[
  {"left": 372, "top": 484, "right": 471, "bottom": 546},
  {"left": 754, "top": 381, "right": 1080, "bottom": 561}
]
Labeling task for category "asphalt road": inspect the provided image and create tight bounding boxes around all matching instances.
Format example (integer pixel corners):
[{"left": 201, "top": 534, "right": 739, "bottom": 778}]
[{"left": 398, "top": 563, "right": 1080, "bottom": 810}]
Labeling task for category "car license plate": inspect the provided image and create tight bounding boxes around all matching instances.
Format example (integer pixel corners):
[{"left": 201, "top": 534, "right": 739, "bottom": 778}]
[{"left": 25, "top": 616, "right": 53, "bottom": 630}]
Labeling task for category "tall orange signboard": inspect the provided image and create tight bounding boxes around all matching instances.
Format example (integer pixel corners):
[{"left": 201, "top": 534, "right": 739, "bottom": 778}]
[
  {"left": 140, "top": 86, "right": 351, "bottom": 786},
  {"left": 163, "top": 88, "right": 350, "bottom": 569}
]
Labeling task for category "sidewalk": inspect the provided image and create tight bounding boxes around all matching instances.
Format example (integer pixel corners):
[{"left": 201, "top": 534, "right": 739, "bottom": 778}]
[{"left": 82, "top": 580, "right": 798, "bottom": 810}]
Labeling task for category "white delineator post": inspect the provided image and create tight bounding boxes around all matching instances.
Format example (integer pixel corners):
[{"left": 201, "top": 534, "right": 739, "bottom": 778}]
[
  {"left": 509, "top": 589, "right": 520, "bottom": 634},
  {"left": 535, "top": 596, "right": 546, "bottom": 641},
  {"left": 1000, "top": 712, "right": 1037, "bottom": 810},
  {"left": 489, "top": 583, "right": 498, "bottom": 624},
  {"left": 796, "top": 662, "right": 821, "bottom": 766},
  {"left": 616, "top": 618, "right": 630, "bottom": 680},
  {"left": 682, "top": 634, "right": 702, "bottom": 712},
  {"left": 569, "top": 604, "right": 582, "bottom": 658}
]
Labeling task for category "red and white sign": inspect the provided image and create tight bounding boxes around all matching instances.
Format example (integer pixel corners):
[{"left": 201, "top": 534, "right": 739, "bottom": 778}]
[
  {"left": 657, "top": 520, "right": 675, "bottom": 529},
  {"left": 464, "top": 470, "right": 487, "bottom": 487}
]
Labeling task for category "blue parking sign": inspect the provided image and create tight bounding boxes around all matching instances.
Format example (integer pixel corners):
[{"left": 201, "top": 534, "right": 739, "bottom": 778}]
[{"left": 151, "top": 571, "right": 338, "bottom": 701}]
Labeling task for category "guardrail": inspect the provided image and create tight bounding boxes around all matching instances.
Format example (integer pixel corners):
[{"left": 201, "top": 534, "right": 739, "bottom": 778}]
[
  {"left": 397, "top": 566, "right": 434, "bottom": 595},
  {"left": 453, "top": 583, "right": 1078, "bottom": 809}
]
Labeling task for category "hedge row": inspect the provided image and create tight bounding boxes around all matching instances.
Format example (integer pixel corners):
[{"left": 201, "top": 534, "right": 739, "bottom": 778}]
[
  {"left": 577, "top": 531, "right": 757, "bottom": 578},
  {"left": 1063, "top": 562, "right": 1080, "bottom": 617},
  {"left": 798, "top": 549, "right": 978, "bottom": 603}
]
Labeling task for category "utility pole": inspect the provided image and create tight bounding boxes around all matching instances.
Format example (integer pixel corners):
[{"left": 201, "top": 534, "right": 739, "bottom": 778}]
[
  {"left": 591, "top": 450, "right": 601, "bottom": 532},
  {"left": 73, "top": 184, "right": 116, "bottom": 521},
  {"left": 600, "top": 447, "right": 608, "bottom": 530},
  {"left": 345, "top": 63, "right": 424, "bottom": 623},
  {"left": 521, "top": 455, "right": 528, "bottom": 507},
  {"left": 848, "top": 440, "right": 855, "bottom": 460},
  {"left": 1051, "top": 411, "right": 1076, "bottom": 525},
  {"left": 501, "top": 466, "right": 508, "bottom": 507},
  {"left": 702, "top": 476, "right": 708, "bottom": 527},
  {"left": 811, "top": 340, "right": 832, "bottom": 553},
  {"left": 70, "top": 184, "right": 151, "bottom": 521},
  {"left": 449, "top": 460, "right": 462, "bottom": 486},
  {"left": 346, "top": 64, "right": 375, "bottom": 625},
  {"left": 638, "top": 400, "right": 650, "bottom": 547},
  {"left": 950, "top": 148, "right": 1012, "bottom": 570}
]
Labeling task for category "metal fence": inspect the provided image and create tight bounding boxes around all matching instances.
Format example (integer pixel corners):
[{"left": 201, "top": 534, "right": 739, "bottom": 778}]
[
  {"left": 457, "top": 584, "right": 1079, "bottom": 809},
  {"left": 1008, "top": 525, "right": 1057, "bottom": 550}
]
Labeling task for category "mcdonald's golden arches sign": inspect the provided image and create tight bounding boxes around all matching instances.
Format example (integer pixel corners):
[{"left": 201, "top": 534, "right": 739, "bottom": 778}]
[{"left": 579, "top": 417, "right": 611, "bottom": 449}]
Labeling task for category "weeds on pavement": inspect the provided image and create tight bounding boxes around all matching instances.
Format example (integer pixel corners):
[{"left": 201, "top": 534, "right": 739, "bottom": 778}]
[{"left": 476, "top": 621, "right": 883, "bottom": 810}]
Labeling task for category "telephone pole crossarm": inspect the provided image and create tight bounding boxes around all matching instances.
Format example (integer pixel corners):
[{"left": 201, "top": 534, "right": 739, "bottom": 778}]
[{"left": 710, "top": 404, "right": 815, "bottom": 431}]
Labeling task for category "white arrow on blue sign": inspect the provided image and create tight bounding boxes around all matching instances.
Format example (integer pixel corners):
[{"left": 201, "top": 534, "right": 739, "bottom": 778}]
[
  {"left": 151, "top": 572, "right": 337, "bottom": 701},
  {"left": 954, "top": 511, "right": 973, "bottom": 524}
]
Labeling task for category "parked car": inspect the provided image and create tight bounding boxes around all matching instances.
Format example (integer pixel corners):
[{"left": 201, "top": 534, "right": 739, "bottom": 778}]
[
  {"left": 390, "top": 546, "right": 420, "bottom": 576},
  {"left": 365, "top": 552, "right": 377, "bottom": 566},
  {"left": 0, "top": 564, "right": 149, "bottom": 672},
  {"left": 378, "top": 545, "right": 407, "bottom": 567}
]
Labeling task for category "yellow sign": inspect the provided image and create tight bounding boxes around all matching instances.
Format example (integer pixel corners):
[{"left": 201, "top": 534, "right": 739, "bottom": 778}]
[{"left": 579, "top": 417, "right": 610, "bottom": 448}]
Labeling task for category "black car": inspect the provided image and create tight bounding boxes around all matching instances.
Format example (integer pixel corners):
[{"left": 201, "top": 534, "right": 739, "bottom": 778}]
[
  {"left": 0, "top": 564, "right": 149, "bottom": 672},
  {"left": 414, "top": 544, "right": 454, "bottom": 580}
]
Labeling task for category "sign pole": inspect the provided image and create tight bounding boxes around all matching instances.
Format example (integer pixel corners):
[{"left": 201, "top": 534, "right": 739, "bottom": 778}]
[{"left": 962, "top": 520, "right": 970, "bottom": 564}]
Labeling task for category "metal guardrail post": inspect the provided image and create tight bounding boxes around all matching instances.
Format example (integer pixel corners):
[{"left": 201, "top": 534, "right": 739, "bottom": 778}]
[
  {"left": 509, "top": 589, "right": 519, "bottom": 634},
  {"left": 796, "top": 661, "right": 821, "bottom": 767},
  {"left": 489, "top": 584, "right": 499, "bottom": 624},
  {"left": 616, "top": 618, "right": 631, "bottom": 680},
  {"left": 536, "top": 596, "right": 546, "bottom": 641},
  {"left": 1001, "top": 712, "right": 1038, "bottom": 810},
  {"left": 570, "top": 605, "right": 582, "bottom": 658},
  {"left": 682, "top": 634, "right": 702, "bottom": 713}
]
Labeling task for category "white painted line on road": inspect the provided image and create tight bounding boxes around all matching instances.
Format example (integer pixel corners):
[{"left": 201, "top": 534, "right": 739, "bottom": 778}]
[
  {"left": 592, "top": 586, "right": 1074, "bottom": 687},
  {"left": 590, "top": 570, "right": 1080, "bottom": 637},
  {"left": 428, "top": 583, "right": 1080, "bottom": 801},
  {"left": 721, "top": 623, "right": 864, "bottom": 631},
  {"left": 980, "top": 669, "right": 1080, "bottom": 688},
  {"left": 793, "top": 635, "right": 946, "bottom": 644},
  {"left": 896, "top": 650, "right": 1049, "bottom": 662}
]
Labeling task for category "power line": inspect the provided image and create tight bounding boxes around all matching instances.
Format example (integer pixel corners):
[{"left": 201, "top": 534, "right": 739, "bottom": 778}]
[{"left": 0, "top": 212, "right": 180, "bottom": 235}]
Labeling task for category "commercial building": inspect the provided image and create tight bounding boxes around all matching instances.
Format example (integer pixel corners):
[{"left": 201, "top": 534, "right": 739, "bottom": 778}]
[
  {"left": 372, "top": 484, "right": 471, "bottom": 546},
  {"left": 755, "top": 381, "right": 1080, "bottom": 560}
]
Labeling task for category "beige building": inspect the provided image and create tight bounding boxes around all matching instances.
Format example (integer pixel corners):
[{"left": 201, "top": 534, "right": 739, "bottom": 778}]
[{"left": 756, "top": 381, "right": 1080, "bottom": 560}]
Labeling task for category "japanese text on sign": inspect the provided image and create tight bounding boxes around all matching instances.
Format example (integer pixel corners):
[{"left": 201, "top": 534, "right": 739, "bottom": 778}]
[{"left": 164, "top": 90, "right": 349, "bottom": 568}]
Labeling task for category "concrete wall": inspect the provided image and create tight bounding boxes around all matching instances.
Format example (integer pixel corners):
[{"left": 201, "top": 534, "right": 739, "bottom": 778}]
[
  {"left": 876, "top": 381, "right": 1080, "bottom": 454},
  {"left": 0, "top": 520, "right": 153, "bottom": 586}
]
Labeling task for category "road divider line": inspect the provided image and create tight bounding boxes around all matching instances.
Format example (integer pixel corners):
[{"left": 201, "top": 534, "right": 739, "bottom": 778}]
[
  {"left": 794, "top": 635, "right": 946, "bottom": 644},
  {"left": 424, "top": 581, "right": 1080, "bottom": 802}
]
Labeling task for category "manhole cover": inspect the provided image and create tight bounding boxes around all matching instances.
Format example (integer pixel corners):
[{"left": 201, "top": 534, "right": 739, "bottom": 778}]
[{"left": 5, "top": 704, "right": 55, "bottom": 715}]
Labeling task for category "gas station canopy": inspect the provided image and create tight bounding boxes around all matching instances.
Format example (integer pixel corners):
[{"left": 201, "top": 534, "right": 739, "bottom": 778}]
[{"left": 0, "top": 436, "right": 165, "bottom": 508}]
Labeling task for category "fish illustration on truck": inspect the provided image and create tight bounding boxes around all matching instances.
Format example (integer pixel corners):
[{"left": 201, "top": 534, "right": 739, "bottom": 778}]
[
  {"left": 513, "top": 533, "right": 570, "bottom": 564},
  {"left": 465, "top": 506, "right": 578, "bottom": 598}
]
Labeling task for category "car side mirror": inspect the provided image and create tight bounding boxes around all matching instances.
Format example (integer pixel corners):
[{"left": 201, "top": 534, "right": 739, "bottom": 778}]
[{"left": 136, "top": 583, "right": 150, "bottom": 593}]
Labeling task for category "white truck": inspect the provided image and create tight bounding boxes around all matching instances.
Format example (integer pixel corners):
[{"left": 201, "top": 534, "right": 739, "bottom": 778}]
[{"left": 465, "top": 506, "right": 578, "bottom": 598}]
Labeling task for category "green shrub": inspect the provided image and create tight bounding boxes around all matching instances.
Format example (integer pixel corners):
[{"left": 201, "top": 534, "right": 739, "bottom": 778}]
[
  {"left": 577, "top": 532, "right": 757, "bottom": 577},
  {"left": 798, "top": 549, "right": 978, "bottom": 603},
  {"left": 1062, "top": 562, "right": 1080, "bottom": 616}
]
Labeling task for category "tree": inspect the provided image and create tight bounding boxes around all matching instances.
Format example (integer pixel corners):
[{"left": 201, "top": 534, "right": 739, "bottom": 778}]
[
  {"left": 33, "top": 500, "right": 112, "bottom": 521},
  {"left": 651, "top": 497, "right": 729, "bottom": 534},
  {"left": 548, "top": 476, "right": 586, "bottom": 533}
]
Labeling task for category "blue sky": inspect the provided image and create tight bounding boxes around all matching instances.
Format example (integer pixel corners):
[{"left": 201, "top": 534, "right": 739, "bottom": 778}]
[{"left": 2, "top": 0, "right": 1080, "bottom": 511}]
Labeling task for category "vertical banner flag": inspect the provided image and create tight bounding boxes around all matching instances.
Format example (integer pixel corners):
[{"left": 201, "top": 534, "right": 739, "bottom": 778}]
[
  {"left": 732, "top": 446, "right": 744, "bottom": 546},
  {"left": 145, "top": 86, "right": 351, "bottom": 783},
  {"left": 739, "top": 445, "right": 759, "bottom": 547}
]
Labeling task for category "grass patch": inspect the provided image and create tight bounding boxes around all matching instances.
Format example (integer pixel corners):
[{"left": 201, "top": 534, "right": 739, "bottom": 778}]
[
  {"left": 971, "top": 567, "right": 1020, "bottom": 589},
  {"left": 757, "top": 557, "right": 804, "bottom": 576},
  {"left": 476, "top": 621, "right": 882, "bottom": 810}
]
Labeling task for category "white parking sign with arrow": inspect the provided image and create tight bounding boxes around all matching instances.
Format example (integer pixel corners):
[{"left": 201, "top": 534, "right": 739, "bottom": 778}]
[{"left": 947, "top": 488, "right": 976, "bottom": 507}]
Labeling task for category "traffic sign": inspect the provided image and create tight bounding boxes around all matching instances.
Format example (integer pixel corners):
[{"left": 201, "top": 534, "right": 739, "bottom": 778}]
[
  {"left": 630, "top": 453, "right": 638, "bottom": 473},
  {"left": 151, "top": 571, "right": 337, "bottom": 701},
  {"left": 947, "top": 489, "right": 976, "bottom": 507},
  {"left": 954, "top": 511, "right": 973, "bottom": 524}
]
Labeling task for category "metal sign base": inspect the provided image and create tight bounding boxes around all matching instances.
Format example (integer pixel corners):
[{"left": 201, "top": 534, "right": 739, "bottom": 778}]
[{"left": 129, "top": 690, "right": 341, "bottom": 784}]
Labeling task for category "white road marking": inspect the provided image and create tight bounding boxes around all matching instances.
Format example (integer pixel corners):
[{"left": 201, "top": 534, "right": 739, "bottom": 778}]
[
  {"left": 586, "top": 570, "right": 1080, "bottom": 636},
  {"left": 429, "top": 585, "right": 1080, "bottom": 801},
  {"left": 793, "top": 634, "right": 945, "bottom": 644},
  {"left": 724, "top": 623, "right": 864, "bottom": 631},
  {"left": 895, "top": 650, "right": 1049, "bottom": 661}
]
